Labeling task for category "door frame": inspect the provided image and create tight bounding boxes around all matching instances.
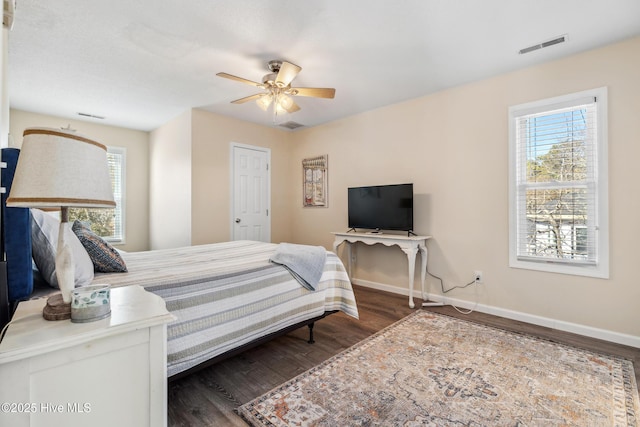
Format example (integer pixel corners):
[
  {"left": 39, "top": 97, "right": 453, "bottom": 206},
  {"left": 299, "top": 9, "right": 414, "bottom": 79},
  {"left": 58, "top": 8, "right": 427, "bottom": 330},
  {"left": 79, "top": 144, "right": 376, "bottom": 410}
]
[{"left": 229, "top": 142, "right": 271, "bottom": 241}]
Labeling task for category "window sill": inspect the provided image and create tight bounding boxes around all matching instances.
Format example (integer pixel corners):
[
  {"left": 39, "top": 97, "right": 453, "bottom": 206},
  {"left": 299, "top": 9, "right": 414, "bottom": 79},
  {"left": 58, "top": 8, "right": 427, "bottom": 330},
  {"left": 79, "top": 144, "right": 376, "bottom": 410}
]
[{"left": 509, "top": 257, "right": 609, "bottom": 279}]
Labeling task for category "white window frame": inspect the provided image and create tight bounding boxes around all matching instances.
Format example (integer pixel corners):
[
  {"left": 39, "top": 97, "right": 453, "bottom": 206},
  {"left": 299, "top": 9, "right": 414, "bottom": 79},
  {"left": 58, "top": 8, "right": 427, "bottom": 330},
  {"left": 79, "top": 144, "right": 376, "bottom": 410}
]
[
  {"left": 508, "top": 87, "right": 609, "bottom": 278},
  {"left": 107, "top": 146, "right": 126, "bottom": 244}
]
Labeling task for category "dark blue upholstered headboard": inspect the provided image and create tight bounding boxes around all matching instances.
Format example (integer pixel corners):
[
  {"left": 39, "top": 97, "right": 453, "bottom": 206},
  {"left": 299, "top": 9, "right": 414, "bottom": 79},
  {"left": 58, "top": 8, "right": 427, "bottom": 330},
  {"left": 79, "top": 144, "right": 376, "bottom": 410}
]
[{"left": 1, "top": 148, "right": 33, "bottom": 302}]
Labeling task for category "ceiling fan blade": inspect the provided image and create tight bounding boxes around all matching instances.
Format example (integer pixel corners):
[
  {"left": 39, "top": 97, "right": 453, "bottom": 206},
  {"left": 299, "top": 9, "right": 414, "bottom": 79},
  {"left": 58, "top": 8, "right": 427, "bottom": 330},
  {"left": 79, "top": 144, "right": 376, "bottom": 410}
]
[
  {"left": 231, "top": 93, "right": 264, "bottom": 104},
  {"left": 291, "top": 87, "right": 336, "bottom": 99},
  {"left": 275, "top": 61, "right": 301, "bottom": 87},
  {"left": 217, "top": 72, "right": 262, "bottom": 87}
]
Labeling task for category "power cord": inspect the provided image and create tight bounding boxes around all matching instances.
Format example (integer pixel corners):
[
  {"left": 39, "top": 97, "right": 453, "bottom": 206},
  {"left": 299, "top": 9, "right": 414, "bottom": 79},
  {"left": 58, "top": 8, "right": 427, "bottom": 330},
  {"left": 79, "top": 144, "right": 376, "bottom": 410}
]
[
  {"left": 0, "top": 320, "right": 14, "bottom": 342},
  {"left": 0, "top": 312, "right": 43, "bottom": 342},
  {"left": 426, "top": 268, "right": 479, "bottom": 315}
]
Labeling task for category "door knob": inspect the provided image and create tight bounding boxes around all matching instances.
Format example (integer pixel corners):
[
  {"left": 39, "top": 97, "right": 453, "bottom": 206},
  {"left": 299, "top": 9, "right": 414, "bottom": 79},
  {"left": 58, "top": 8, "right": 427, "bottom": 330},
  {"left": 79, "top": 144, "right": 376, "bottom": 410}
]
[{"left": 235, "top": 218, "right": 241, "bottom": 223}]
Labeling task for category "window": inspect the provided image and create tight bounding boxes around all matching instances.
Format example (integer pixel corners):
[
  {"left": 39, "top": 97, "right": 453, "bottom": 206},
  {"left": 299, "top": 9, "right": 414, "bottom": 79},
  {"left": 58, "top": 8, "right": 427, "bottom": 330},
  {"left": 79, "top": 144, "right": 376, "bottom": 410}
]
[
  {"left": 508, "top": 88, "right": 608, "bottom": 278},
  {"left": 69, "top": 147, "right": 126, "bottom": 244}
]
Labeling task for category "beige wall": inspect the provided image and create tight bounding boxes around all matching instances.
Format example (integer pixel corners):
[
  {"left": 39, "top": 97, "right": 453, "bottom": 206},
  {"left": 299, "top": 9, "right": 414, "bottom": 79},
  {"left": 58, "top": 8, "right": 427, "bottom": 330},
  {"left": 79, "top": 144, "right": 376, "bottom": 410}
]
[
  {"left": 288, "top": 36, "right": 640, "bottom": 339},
  {"left": 149, "top": 109, "right": 295, "bottom": 248},
  {"left": 149, "top": 110, "right": 192, "bottom": 250},
  {"left": 8, "top": 109, "right": 150, "bottom": 252},
  {"left": 190, "top": 109, "right": 294, "bottom": 245}
]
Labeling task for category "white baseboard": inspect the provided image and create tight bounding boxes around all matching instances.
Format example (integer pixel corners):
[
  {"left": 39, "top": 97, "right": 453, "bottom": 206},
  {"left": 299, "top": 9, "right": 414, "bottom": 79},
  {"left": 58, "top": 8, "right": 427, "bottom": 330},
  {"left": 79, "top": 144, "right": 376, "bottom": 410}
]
[{"left": 352, "top": 278, "right": 640, "bottom": 349}]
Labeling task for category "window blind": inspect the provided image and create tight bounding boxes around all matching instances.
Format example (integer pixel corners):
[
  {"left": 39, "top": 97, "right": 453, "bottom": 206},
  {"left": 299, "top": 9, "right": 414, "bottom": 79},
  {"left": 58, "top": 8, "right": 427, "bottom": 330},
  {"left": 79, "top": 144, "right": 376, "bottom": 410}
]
[
  {"left": 107, "top": 149, "right": 124, "bottom": 241},
  {"left": 514, "top": 97, "right": 598, "bottom": 264}
]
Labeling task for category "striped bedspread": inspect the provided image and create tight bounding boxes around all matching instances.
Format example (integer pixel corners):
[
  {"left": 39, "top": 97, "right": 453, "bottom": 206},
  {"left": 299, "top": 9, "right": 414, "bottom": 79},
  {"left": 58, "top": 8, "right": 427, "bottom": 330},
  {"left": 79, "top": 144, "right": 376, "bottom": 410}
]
[{"left": 93, "top": 240, "right": 359, "bottom": 377}]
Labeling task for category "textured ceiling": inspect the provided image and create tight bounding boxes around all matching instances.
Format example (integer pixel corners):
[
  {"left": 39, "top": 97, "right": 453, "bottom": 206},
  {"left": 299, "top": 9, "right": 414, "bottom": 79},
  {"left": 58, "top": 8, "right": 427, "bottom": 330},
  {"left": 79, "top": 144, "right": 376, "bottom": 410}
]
[{"left": 7, "top": 0, "right": 640, "bottom": 131}]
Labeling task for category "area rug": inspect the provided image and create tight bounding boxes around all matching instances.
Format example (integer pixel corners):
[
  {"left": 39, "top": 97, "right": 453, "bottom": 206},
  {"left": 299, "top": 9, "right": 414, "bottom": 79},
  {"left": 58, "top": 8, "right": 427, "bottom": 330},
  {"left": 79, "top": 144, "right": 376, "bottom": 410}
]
[{"left": 238, "top": 310, "right": 639, "bottom": 426}]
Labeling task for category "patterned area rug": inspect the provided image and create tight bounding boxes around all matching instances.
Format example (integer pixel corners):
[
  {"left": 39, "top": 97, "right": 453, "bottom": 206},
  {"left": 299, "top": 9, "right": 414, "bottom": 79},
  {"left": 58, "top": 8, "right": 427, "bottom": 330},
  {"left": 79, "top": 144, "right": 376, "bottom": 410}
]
[{"left": 238, "top": 311, "right": 639, "bottom": 426}]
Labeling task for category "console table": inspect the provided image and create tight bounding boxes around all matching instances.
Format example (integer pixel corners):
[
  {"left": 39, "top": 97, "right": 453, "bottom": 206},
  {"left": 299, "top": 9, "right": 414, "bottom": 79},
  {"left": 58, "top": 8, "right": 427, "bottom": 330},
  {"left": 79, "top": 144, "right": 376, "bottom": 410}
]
[
  {"left": 332, "top": 232, "right": 432, "bottom": 308},
  {"left": 0, "top": 285, "right": 175, "bottom": 427}
]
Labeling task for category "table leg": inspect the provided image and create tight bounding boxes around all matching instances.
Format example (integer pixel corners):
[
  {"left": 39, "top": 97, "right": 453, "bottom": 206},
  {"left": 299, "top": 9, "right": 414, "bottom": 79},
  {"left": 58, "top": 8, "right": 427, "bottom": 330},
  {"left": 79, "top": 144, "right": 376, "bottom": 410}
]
[
  {"left": 345, "top": 242, "right": 352, "bottom": 277},
  {"left": 419, "top": 242, "right": 444, "bottom": 307},
  {"left": 401, "top": 246, "right": 418, "bottom": 308},
  {"left": 334, "top": 239, "right": 352, "bottom": 278},
  {"left": 419, "top": 244, "right": 427, "bottom": 300}
]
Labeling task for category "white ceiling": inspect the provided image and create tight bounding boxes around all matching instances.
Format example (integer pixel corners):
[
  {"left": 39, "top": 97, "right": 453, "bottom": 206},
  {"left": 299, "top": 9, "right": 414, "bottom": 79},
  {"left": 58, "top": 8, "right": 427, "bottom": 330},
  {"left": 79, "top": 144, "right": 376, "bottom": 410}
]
[{"left": 7, "top": 1, "right": 640, "bottom": 132}]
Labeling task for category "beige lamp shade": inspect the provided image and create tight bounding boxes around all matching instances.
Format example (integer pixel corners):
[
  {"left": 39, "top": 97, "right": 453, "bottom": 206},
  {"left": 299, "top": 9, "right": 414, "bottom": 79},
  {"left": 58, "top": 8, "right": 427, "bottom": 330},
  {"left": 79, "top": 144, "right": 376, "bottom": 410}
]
[{"left": 6, "top": 127, "right": 115, "bottom": 208}]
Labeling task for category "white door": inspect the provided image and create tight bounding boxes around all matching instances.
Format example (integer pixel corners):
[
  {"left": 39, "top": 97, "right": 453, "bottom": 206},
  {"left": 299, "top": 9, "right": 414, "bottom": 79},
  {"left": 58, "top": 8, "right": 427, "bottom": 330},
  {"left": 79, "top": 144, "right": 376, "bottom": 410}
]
[{"left": 230, "top": 143, "right": 270, "bottom": 242}]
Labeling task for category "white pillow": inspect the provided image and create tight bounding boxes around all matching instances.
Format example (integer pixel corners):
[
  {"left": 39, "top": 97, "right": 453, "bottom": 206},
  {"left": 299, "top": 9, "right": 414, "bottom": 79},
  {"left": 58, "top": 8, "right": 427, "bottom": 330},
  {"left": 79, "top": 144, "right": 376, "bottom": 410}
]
[{"left": 30, "top": 209, "right": 94, "bottom": 289}]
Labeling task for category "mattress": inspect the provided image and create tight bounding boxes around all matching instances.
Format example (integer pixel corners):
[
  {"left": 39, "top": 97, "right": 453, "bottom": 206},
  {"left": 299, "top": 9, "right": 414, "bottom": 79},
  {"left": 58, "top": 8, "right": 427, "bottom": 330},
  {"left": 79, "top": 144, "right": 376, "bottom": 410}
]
[{"left": 93, "top": 240, "right": 359, "bottom": 377}]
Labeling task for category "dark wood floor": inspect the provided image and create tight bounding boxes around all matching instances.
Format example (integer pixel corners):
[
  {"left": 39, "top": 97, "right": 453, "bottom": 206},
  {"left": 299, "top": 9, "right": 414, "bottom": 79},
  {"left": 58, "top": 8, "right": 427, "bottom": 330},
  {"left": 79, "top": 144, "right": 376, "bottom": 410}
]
[{"left": 167, "top": 285, "right": 640, "bottom": 427}]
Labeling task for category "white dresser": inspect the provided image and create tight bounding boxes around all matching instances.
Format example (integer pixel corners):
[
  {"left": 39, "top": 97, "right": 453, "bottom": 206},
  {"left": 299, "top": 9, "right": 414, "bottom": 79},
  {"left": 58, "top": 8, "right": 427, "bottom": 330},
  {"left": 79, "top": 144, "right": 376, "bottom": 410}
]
[{"left": 0, "top": 285, "right": 174, "bottom": 427}]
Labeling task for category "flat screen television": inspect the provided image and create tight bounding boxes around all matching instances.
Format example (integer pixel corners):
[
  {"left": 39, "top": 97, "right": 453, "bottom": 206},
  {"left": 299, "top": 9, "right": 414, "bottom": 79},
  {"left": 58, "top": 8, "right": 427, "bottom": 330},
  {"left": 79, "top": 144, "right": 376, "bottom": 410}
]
[{"left": 348, "top": 183, "right": 413, "bottom": 233}]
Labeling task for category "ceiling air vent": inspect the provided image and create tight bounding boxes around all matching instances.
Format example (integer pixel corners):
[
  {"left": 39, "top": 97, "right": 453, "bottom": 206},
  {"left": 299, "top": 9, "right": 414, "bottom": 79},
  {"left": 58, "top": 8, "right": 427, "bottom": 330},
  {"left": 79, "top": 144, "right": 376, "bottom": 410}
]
[
  {"left": 519, "top": 34, "right": 568, "bottom": 55},
  {"left": 77, "top": 112, "right": 105, "bottom": 119},
  {"left": 279, "top": 121, "right": 305, "bottom": 130}
]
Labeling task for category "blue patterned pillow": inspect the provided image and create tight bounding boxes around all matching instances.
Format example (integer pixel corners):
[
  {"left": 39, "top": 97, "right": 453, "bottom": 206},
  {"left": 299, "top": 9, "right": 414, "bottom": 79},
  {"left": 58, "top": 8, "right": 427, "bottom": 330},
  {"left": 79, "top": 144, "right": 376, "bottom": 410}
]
[{"left": 72, "top": 220, "right": 127, "bottom": 273}]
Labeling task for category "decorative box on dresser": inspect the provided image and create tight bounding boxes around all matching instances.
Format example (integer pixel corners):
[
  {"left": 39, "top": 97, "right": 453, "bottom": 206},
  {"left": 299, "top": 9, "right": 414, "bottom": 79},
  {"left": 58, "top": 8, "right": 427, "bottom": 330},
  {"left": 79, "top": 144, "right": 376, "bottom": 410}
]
[{"left": 0, "top": 285, "right": 175, "bottom": 427}]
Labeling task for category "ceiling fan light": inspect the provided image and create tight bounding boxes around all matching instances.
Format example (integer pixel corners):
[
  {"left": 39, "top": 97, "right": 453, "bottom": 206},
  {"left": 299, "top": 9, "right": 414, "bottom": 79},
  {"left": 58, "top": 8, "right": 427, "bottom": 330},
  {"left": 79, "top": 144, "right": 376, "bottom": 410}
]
[
  {"left": 275, "top": 102, "right": 288, "bottom": 115},
  {"left": 277, "top": 94, "right": 293, "bottom": 110},
  {"left": 256, "top": 95, "right": 272, "bottom": 111}
]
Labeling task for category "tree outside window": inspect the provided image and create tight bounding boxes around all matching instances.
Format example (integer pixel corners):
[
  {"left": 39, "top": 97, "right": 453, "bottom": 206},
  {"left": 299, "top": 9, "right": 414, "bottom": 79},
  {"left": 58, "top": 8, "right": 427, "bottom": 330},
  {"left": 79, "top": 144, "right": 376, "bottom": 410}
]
[{"left": 524, "top": 132, "right": 588, "bottom": 260}]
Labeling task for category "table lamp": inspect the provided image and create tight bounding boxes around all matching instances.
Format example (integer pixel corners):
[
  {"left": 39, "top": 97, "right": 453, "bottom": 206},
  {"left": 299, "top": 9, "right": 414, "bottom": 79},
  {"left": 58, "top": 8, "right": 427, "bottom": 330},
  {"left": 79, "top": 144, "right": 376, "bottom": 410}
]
[{"left": 6, "top": 127, "right": 115, "bottom": 320}]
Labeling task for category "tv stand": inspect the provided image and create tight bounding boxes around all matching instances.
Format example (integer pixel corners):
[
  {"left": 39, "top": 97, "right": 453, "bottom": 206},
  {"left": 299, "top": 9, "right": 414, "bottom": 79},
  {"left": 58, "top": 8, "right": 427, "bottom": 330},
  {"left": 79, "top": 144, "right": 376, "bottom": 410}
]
[{"left": 332, "top": 232, "right": 432, "bottom": 308}]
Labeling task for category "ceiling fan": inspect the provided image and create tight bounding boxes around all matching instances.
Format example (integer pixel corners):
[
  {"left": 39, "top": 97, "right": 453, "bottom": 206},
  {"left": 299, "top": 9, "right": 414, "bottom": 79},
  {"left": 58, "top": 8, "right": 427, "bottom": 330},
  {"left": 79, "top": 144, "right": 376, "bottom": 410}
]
[{"left": 216, "top": 60, "right": 336, "bottom": 115}]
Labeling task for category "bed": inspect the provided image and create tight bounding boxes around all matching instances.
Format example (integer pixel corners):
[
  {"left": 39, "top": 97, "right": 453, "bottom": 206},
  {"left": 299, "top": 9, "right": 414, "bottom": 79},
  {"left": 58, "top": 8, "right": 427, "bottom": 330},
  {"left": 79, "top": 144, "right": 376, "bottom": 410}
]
[
  {"left": 0, "top": 147, "right": 359, "bottom": 379},
  {"left": 96, "top": 240, "right": 358, "bottom": 377}
]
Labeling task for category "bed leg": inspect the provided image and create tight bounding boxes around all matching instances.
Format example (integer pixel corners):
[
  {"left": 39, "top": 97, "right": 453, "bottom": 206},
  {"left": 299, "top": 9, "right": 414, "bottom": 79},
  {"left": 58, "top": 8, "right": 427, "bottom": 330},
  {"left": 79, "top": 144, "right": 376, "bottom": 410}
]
[{"left": 307, "top": 322, "right": 315, "bottom": 344}]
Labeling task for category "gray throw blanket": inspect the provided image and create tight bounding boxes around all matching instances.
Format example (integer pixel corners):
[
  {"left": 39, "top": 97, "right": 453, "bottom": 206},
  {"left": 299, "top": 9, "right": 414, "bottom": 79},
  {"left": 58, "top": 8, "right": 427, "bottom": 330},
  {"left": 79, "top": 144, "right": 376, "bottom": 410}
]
[{"left": 270, "top": 243, "right": 327, "bottom": 291}]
